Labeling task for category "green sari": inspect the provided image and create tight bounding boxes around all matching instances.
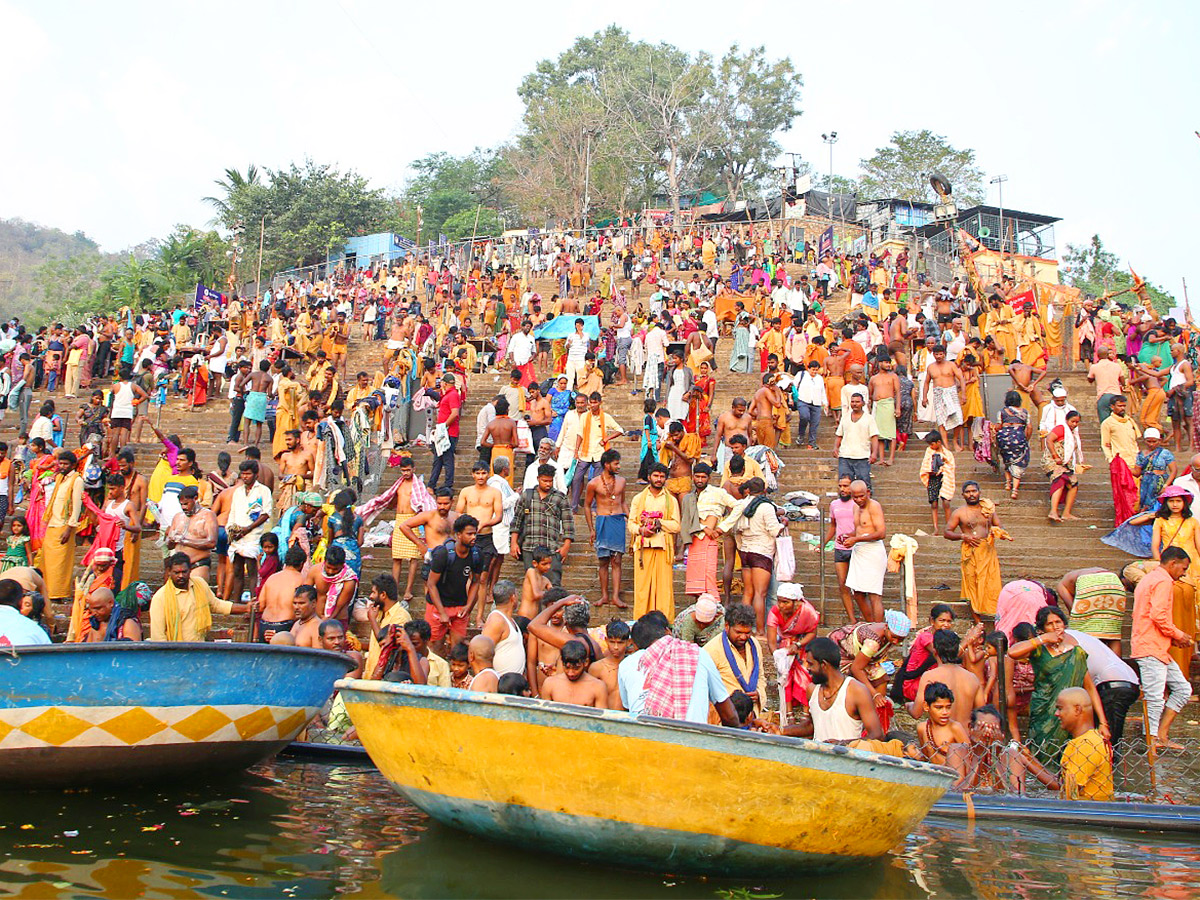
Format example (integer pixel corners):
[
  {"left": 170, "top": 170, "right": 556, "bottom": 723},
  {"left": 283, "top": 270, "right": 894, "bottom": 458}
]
[{"left": 1027, "top": 644, "right": 1089, "bottom": 767}]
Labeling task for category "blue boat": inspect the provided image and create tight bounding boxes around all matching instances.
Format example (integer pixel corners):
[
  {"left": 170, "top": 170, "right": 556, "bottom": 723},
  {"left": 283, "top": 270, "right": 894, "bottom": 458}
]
[
  {"left": 339, "top": 679, "right": 956, "bottom": 875},
  {"left": 0, "top": 643, "right": 351, "bottom": 786}
]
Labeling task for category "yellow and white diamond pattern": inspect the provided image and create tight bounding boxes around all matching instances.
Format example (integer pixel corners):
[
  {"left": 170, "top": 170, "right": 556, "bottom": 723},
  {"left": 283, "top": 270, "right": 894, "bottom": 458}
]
[{"left": 0, "top": 704, "right": 317, "bottom": 749}]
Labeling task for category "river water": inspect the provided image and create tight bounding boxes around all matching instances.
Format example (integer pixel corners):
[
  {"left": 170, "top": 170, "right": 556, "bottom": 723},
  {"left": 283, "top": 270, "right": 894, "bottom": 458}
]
[{"left": 1, "top": 759, "right": 1196, "bottom": 899}]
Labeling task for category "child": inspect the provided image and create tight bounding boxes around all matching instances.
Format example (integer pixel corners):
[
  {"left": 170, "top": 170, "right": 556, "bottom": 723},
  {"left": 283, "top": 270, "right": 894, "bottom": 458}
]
[
  {"left": 636, "top": 399, "right": 661, "bottom": 484},
  {"left": 1054, "top": 687, "right": 1114, "bottom": 801},
  {"left": 448, "top": 640, "right": 471, "bottom": 689},
  {"left": 528, "top": 591, "right": 570, "bottom": 694},
  {"left": 919, "top": 431, "right": 955, "bottom": 531},
  {"left": 1, "top": 516, "right": 30, "bottom": 572},
  {"left": 519, "top": 546, "right": 554, "bottom": 619},
  {"left": 588, "top": 619, "right": 631, "bottom": 709},
  {"left": 256, "top": 533, "right": 281, "bottom": 599},
  {"left": 915, "top": 682, "right": 968, "bottom": 766}
]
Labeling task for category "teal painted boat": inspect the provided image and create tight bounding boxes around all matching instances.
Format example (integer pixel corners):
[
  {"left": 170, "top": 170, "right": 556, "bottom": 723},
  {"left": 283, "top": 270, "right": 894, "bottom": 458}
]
[
  {"left": 0, "top": 643, "right": 352, "bottom": 786},
  {"left": 339, "top": 679, "right": 956, "bottom": 875}
]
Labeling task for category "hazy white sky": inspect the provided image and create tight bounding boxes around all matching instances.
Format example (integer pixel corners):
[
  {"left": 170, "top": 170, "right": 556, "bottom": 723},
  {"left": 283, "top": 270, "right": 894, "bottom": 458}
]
[{"left": 2, "top": 0, "right": 1197, "bottom": 298}]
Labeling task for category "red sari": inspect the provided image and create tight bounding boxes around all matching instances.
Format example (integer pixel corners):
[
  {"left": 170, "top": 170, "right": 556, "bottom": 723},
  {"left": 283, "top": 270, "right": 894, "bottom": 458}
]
[
  {"left": 685, "top": 375, "right": 715, "bottom": 442},
  {"left": 189, "top": 357, "right": 209, "bottom": 407},
  {"left": 768, "top": 600, "right": 820, "bottom": 706}
]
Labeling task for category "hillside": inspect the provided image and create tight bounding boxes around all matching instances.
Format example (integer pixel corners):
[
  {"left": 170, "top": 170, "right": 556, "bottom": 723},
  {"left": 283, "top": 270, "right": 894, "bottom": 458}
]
[{"left": 0, "top": 217, "right": 109, "bottom": 322}]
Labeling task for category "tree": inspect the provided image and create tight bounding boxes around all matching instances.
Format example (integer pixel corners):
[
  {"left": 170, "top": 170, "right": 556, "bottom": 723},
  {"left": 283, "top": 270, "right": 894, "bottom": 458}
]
[
  {"left": 704, "top": 45, "right": 803, "bottom": 204},
  {"left": 398, "top": 151, "right": 501, "bottom": 239},
  {"left": 858, "top": 130, "right": 984, "bottom": 205},
  {"left": 1062, "top": 234, "right": 1176, "bottom": 314},
  {"left": 203, "top": 165, "right": 262, "bottom": 228},
  {"left": 442, "top": 207, "right": 504, "bottom": 242}
]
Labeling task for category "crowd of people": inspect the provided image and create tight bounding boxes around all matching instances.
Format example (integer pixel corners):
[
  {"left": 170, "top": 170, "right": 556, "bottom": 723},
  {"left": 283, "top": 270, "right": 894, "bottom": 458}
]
[{"left": 0, "top": 220, "right": 1194, "bottom": 806}]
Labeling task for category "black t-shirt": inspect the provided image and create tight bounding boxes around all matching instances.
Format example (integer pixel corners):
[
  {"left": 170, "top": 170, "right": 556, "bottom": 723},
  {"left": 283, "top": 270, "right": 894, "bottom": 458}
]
[{"left": 429, "top": 544, "right": 473, "bottom": 607}]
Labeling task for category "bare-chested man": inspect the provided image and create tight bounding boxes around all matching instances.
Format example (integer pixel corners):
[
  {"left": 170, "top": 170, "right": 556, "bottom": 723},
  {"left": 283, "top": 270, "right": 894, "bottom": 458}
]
[
  {"left": 752, "top": 374, "right": 786, "bottom": 449},
  {"left": 907, "top": 628, "right": 986, "bottom": 727},
  {"left": 869, "top": 357, "right": 901, "bottom": 465},
  {"left": 540, "top": 639, "right": 609, "bottom": 707},
  {"left": 584, "top": 449, "right": 628, "bottom": 607},
  {"left": 481, "top": 397, "right": 519, "bottom": 485},
  {"left": 287, "top": 585, "right": 322, "bottom": 647},
  {"left": 255, "top": 545, "right": 306, "bottom": 642},
  {"left": 0, "top": 566, "right": 45, "bottom": 596},
  {"left": 388, "top": 456, "right": 424, "bottom": 601},
  {"left": 921, "top": 345, "right": 966, "bottom": 450},
  {"left": 838, "top": 480, "right": 887, "bottom": 622},
  {"left": 944, "top": 480, "right": 1012, "bottom": 624},
  {"left": 117, "top": 448, "right": 148, "bottom": 590},
  {"left": 590, "top": 619, "right": 631, "bottom": 709},
  {"left": 398, "top": 487, "right": 456, "bottom": 560},
  {"left": 712, "top": 397, "right": 753, "bottom": 472},
  {"left": 525, "top": 383, "right": 553, "bottom": 466},
  {"left": 211, "top": 480, "right": 236, "bottom": 601},
  {"left": 456, "top": 464, "right": 503, "bottom": 625},
  {"left": 274, "top": 429, "right": 314, "bottom": 512},
  {"left": 165, "top": 485, "right": 218, "bottom": 584},
  {"left": 243, "top": 363, "right": 274, "bottom": 446}
]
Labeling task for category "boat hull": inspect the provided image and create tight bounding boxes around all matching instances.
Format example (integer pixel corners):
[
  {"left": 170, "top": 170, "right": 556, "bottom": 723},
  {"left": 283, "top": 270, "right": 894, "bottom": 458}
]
[
  {"left": 340, "top": 679, "right": 954, "bottom": 875},
  {"left": 0, "top": 643, "right": 351, "bottom": 786}
]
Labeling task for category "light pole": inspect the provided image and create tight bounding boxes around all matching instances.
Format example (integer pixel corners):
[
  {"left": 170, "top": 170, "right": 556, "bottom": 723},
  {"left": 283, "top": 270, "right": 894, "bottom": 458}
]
[
  {"left": 821, "top": 132, "right": 839, "bottom": 238},
  {"left": 990, "top": 175, "right": 1008, "bottom": 254},
  {"left": 582, "top": 128, "right": 597, "bottom": 235},
  {"left": 254, "top": 215, "right": 267, "bottom": 299}
]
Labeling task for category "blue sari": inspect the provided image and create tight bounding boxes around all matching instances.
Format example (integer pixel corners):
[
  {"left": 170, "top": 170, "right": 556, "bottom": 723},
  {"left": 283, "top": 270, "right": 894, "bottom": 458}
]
[
  {"left": 547, "top": 388, "right": 573, "bottom": 441},
  {"left": 1135, "top": 447, "right": 1174, "bottom": 512}
]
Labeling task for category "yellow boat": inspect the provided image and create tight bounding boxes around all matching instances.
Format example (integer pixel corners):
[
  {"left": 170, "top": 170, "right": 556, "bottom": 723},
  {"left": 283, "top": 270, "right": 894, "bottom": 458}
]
[{"left": 339, "top": 680, "right": 956, "bottom": 875}]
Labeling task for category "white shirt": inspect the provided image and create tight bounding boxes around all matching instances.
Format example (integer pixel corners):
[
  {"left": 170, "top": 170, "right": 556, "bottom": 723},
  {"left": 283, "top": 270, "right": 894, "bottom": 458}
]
[
  {"left": 1039, "top": 400, "right": 1078, "bottom": 435},
  {"left": 566, "top": 332, "right": 588, "bottom": 366},
  {"left": 945, "top": 330, "right": 967, "bottom": 361},
  {"left": 507, "top": 332, "right": 536, "bottom": 366},
  {"left": 618, "top": 639, "right": 730, "bottom": 723},
  {"left": 644, "top": 327, "right": 668, "bottom": 362},
  {"left": 523, "top": 457, "right": 568, "bottom": 494},
  {"left": 1066, "top": 630, "right": 1139, "bottom": 685},
  {"left": 795, "top": 371, "right": 827, "bottom": 407},
  {"left": 476, "top": 402, "right": 496, "bottom": 448},
  {"left": 0, "top": 605, "right": 50, "bottom": 646},
  {"left": 702, "top": 310, "right": 719, "bottom": 339}
]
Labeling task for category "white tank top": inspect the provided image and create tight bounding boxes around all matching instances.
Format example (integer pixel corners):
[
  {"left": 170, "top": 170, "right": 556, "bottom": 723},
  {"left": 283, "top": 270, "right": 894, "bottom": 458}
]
[
  {"left": 111, "top": 382, "right": 136, "bottom": 419},
  {"left": 491, "top": 610, "right": 526, "bottom": 676},
  {"left": 469, "top": 667, "right": 498, "bottom": 691},
  {"left": 810, "top": 676, "right": 862, "bottom": 742}
]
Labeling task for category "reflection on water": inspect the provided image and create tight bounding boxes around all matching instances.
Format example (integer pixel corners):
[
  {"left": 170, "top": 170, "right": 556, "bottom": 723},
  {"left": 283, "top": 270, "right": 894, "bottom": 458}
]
[{"left": 0, "top": 759, "right": 1196, "bottom": 898}]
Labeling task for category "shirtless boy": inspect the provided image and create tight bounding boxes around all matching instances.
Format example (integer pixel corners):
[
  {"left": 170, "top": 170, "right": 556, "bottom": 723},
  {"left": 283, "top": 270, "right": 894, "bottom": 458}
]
[
  {"left": 911, "top": 682, "right": 969, "bottom": 766},
  {"left": 712, "top": 397, "right": 753, "bottom": 472},
  {"left": 398, "top": 488, "right": 456, "bottom": 559},
  {"left": 589, "top": 619, "right": 631, "bottom": 709},
  {"left": 584, "top": 449, "right": 628, "bottom": 607},
  {"left": 539, "top": 639, "right": 609, "bottom": 707},
  {"left": 256, "top": 545, "right": 306, "bottom": 642},
  {"left": 869, "top": 358, "right": 901, "bottom": 465},
  {"left": 520, "top": 547, "right": 554, "bottom": 619}
]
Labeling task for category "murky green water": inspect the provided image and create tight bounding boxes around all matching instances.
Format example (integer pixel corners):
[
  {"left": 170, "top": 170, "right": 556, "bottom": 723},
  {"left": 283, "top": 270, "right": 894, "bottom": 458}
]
[{"left": 0, "top": 759, "right": 1196, "bottom": 898}]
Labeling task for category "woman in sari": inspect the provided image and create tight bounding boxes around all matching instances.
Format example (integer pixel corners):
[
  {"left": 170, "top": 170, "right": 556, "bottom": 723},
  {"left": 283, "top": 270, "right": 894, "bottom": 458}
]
[
  {"left": 75, "top": 331, "right": 94, "bottom": 391},
  {"left": 546, "top": 376, "right": 573, "bottom": 442},
  {"left": 1008, "top": 606, "right": 1108, "bottom": 768},
  {"left": 995, "top": 390, "right": 1032, "bottom": 499},
  {"left": 685, "top": 360, "right": 715, "bottom": 443},
  {"left": 188, "top": 353, "right": 209, "bottom": 408},
  {"left": 1132, "top": 426, "right": 1174, "bottom": 511},
  {"left": 326, "top": 489, "right": 365, "bottom": 578},
  {"left": 1150, "top": 484, "right": 1200, "bottom": 675},
  {"left": 25, "top": 439, "right": 57, "bottom": 553},
  {"left": 729, "top": 315, "right": 752, "bottom": 373},
  {"left": 765, "top": 583, "right": 819, "bottom": 719}
]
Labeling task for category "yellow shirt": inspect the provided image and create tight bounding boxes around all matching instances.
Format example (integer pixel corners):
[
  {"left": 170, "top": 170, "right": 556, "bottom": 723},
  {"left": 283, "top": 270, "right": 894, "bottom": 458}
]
[
  {"left": 1100, "top": 415, "right": 1141, "bottom": 468},
  {"left": 149, "top": 579, "right": 234, "bottom": 641},
  {"left": 426, "top": 651, "right": 451, "bottom": 688},
  {"left": 576, "top": 411, "right": 621, "bottom": 463},
  {"left": 1060, "top": 729, "right": 1114, "bottom": 802},
  {"left": 627, "top": 487, "right": 680, "bottom": 551},
  {"left": 723, "top": 456, "right": 764, "bottom": 485},
  {"left": 703, "top": 632, "right": 763, "bottom": 713},
  {"left": 365, "top": 603, "right": 413, "bottom": 678},
  {"left": 45, "top": 472, "right": 84, "bottom": 529}
]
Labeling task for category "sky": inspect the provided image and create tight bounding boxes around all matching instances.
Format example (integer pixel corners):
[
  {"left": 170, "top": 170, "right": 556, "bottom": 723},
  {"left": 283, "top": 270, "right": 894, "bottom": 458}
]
[{"left": 2, "top": 0, "right": 1197, "bottom": 300}]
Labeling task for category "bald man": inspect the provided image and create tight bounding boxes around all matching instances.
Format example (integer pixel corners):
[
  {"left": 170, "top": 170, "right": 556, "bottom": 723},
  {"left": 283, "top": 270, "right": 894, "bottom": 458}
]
[{"left": 467, "top": 635, "right": 499, "bottom": 692}]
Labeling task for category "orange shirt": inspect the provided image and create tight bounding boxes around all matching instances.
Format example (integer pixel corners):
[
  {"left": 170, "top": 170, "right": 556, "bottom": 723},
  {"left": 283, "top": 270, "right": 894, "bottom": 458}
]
[
  {"left": 1131, "top": 566, "right": 1189, "bottom": 662},
  {"left": 840, "top": 341, "right": 867, "bottom": 369}
]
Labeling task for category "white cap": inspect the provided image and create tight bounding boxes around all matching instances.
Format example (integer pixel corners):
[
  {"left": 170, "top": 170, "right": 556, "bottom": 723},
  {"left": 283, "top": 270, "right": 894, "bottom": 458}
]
[
  {"left": 1052, "top": 387, "right": 1067, "bottom": 398},
  {"left": 1145, "top": 427, "right": 1162, "bottom": 439},
  {"left": 776, "top": 583, "right": 805, "bottom": 600}
]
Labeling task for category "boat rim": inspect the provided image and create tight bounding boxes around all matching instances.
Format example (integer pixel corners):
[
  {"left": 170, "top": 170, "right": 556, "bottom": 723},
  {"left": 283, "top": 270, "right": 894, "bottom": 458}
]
[
  {"left": 3, "top": 642, "right": 354, "bottom": 666},
  {"left": 337, "top": 677, "right": 956, "bottom": 780}
]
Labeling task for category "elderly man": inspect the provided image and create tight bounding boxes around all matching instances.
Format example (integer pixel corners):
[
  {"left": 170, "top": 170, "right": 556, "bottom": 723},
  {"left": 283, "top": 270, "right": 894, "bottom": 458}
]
[
  {"left": 151, "top": 552, "right": 250, "bottom": 641},
  {"left": 77, "top": 587, "right": 142, "bottom": 642},
  {"left": 523, "top": 438, "right": 568, "bottom": 494},
  {"left": 673, "top": 593, "right": 725, "bottom": 645}
]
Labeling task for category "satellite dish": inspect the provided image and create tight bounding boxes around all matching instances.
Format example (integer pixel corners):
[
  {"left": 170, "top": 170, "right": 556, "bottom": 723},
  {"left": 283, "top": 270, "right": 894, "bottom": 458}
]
[{"left": 929, "top": 173, "right": 953, "bottom": 199}]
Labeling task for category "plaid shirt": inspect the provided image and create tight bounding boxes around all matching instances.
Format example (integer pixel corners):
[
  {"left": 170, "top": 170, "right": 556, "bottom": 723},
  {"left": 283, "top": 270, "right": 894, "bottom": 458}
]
[{"left": 511, "top": 487, "right": 574, "bottom": 550}]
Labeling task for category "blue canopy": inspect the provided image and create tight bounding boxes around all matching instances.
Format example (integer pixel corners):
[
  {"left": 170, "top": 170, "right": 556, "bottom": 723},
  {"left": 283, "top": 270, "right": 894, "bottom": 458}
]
[{"left": 534, "top": 315, "right": 600, "bottom": 341}]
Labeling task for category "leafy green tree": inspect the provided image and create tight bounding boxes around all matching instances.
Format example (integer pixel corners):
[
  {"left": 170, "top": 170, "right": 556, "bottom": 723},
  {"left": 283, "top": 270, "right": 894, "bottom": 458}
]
[
  {"left": 203, "top": 165, "right": 262, "bottom": 229},
  {"left": 1062, "top": 234, "right": 1176, "bottom": 314},
  {"left": 858, "top": 130, "right": 984, "bottom": 205},
  {"left": 704, "top": 45, "right": 803, "bottom": 204},
  {"left": 442, "top": 207, "right": 504, "bottom": 241}
]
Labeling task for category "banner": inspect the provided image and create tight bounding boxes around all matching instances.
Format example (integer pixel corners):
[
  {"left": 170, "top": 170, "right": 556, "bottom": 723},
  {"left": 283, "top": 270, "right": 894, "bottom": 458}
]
[
  {"left": 1008, "top": 287, "right": 1036, "bottom": 311},
  {"left": 818, "top": 226, "right": 833, "bottom": 259},
  {"left": 393, "top": 234, "right": 415, "bottom": 250},
  {"left": 194, "top": 282, "right": 224, "bottom": 310}
]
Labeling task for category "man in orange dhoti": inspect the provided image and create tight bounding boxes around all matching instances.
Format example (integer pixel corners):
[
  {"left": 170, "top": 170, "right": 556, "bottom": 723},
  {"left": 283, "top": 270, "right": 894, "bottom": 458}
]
[{"left": 629, "top": 465, "right": 681, "bottom": 621}]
